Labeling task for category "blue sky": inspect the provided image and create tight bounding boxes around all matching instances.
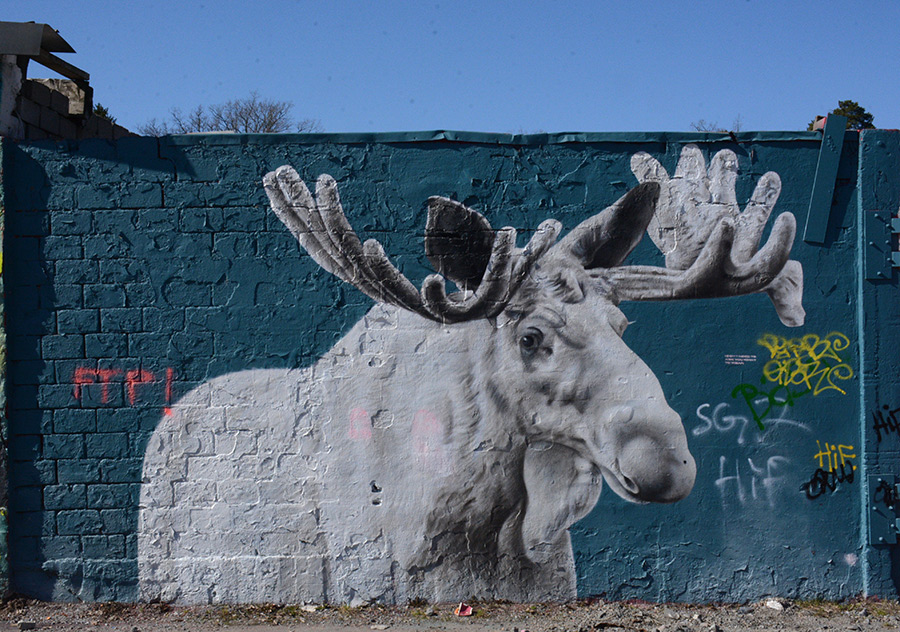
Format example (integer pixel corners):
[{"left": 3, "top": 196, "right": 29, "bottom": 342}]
[{"left": 7, "top": 1, "right": 898, "bottom": 133}]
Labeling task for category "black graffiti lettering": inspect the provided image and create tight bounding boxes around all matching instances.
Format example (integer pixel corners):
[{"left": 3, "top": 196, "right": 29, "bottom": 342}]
[
  {"left": 873, "top": 479, "right": 898, "bottom": 507},
  {"left": 872, "top": 405, "right": 900, "bottom": 443},
  {"left": 800, "top": 460, "right": 856, "bottom": 500}
]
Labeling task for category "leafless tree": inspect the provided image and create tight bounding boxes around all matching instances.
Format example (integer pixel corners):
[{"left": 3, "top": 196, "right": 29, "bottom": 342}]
[
  {"left": 689, "top": 115, "right": 743, "bottom": 133},
  {"left": 139, "top": 92, "right": 321, "bottom": 135}
]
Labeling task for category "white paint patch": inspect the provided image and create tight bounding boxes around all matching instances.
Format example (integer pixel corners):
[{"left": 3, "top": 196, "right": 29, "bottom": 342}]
[
  {"left": 724, "top": 354, "right": 757, "bottom": 365},
  {"left": 138, "top": 151, "right": 800, "bottom": 604}
]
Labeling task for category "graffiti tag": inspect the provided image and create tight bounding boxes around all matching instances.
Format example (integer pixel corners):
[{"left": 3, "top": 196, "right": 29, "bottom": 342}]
[
  {"left": 728, "top": 382, "right": 808, "bottom": 431},
  {"left": 73, "top": 366, "right": 175, "bottom": 415},
  {"left": 756, "top": 332, "right": 854, "bottom": 396},
  {"left": 346, "top": 408, "right": 450, "bottom": 473},
  {"left": 800, "top": 461, "right": 855, "bottom": 499},
  {"left": 812, "top": 439, "right": 856, "bottom": 473},
  {"left": 412, "top": 409, "right": 450, "bottom": 473},
  {"left": 73, "top": 367, "right": 123, "bottom": 404},
  {"left": 799, "top": 439, "right": 857, "bottom": 500},
  {"left": 872, "top": 405, "right": 900, "bottom": 443},
  {"left": 729, "top": 331, "right": 854, "bottom": 429},
  {"left": 715, "top": 455, "right": 792, "bottom": 509},
  {"left": 694, "top": 401, "right": 810, "bottom": 445}
]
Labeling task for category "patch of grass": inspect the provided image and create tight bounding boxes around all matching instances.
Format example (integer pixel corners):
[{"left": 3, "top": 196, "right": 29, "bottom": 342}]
[
  {"left": 278, "top": 605, "right": 302, "bottom": 618},
  {"left": 205, "top": 603, "right": 312, "bottom": 625},
  {"left": 212, "top": 605, "right": 239, "bottom": 624},
  {"left": 792, "top": 596, "right": 900, "bottom": 618}
]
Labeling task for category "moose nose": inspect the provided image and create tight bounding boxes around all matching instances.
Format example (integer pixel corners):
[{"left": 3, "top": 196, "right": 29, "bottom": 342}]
[{"left": 616, "top": 433, "right": 697, "bottom": 503}]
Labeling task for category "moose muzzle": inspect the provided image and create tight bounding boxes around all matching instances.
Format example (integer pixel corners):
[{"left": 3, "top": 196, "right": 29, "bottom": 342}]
[{"left": 602, "top": 403, "right": 696, "bottom": 504}]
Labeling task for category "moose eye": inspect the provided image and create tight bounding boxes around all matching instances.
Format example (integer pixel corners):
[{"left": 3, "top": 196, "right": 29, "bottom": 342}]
[{"left": 519, "top": 329, "right": 544, "bottom": 357}]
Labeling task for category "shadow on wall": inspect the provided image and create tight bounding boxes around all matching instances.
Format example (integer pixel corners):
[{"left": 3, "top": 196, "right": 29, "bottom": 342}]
[
  {"left": 3, "top": 138, "right": 178, "bottom": 600},
  {"left": 2, "top": 133, "right": 881, "bottom": 604},
  {"left": 5, "top": 143, "right": 55, "bottom": 598},
  {"left": 3, "top": 136, "right": 333, "bottom": 600}
]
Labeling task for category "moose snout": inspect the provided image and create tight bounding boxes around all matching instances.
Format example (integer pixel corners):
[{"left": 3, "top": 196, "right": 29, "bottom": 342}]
[
  {"left": 607, "top": 407, "right": 697, "bottom": 504},
  {"left": 616, "top": 434, "right": 696, "bottom": 503}
]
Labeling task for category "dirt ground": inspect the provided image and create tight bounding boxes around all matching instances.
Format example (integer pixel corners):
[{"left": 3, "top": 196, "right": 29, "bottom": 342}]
[{"left": 2, "top": 598, "right": 900, "bottom": 632}]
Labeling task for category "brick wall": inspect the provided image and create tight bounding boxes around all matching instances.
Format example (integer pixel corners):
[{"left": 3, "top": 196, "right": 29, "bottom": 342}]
[
  {"left": 1, "top": 131, "right": 897, "bottom": 603},
  {"left": 3, "top": 135, "right": 333, "bottom": 600},
  {"left": 14, "top": 79, "right": 132, "bottom": 141}
]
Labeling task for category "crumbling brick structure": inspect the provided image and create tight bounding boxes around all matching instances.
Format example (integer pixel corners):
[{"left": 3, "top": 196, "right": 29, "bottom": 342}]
[{"left": 0, "top": 21, "right": 133, "bottom": 141}]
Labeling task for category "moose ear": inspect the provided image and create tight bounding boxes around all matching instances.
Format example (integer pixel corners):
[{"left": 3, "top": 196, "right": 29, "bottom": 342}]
[
  {"left": 521, "top": 443, "right": 602, "bottom": 565},
  {"left": 425, "top": 197, "right": 495, "bottom": 290},
  {"left": 556, "top": 182, "right": 660, "bottom": 269}
]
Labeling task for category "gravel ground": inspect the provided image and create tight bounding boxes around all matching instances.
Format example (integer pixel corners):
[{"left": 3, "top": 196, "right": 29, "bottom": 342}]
[{"left": 2, "top": 598, "right": 899, "bottom": 632}]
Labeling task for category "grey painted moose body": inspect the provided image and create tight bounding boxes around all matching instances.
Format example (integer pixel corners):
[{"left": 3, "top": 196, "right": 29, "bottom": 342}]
[{"left": 139, "top": 147, "right": 804, "bottom": 604}]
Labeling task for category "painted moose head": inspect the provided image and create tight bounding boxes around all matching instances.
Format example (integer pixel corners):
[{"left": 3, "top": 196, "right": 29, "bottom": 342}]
[
  {"left": 139, "top": 147, "right": 802, "bottom": 605},
  {"left": 263, "top": 155, "right": 796, "bottom": 492}
]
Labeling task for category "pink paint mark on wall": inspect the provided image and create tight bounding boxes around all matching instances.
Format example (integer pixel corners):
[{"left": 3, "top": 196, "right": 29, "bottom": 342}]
[
  {"left": 164, "top": 368, "right": 175, "bottom": 416},
  {"left": 349, "top": 407, "right": 373, "bottom": 440},
  {"left": 412, "top": 409, "right": 448, "bottom": 471},
  {"left": 412, "top": 409, "right": 440, "bottom": 453}
]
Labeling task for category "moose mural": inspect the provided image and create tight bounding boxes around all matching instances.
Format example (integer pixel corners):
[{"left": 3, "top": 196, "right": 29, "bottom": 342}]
[{"left": 138, "top": 146, "right": 805, "bottom": 604}]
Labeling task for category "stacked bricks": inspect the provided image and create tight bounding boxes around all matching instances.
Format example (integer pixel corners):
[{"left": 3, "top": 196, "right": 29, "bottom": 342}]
[
  {"left": 0, "top": 134, "right": 659, "bottom": 601},
  {"left": 2, "top": 135, "right": 372, "bottom": 600},
  {"left": 1, "top": 135, "right": 640, "bottom": 602},
  {"left": 4, "top": 137, "right": 171, "bottom": 599},
  {"left": 15, "top": 80, "right": 133, "bottom": 142},
  {"left": 2, "top": 130, "right": 869, "bottom": 604}
]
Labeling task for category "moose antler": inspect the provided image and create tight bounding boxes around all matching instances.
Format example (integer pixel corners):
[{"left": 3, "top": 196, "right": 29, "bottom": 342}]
[
  {"left": 263, "top": 166, "right": 561, "bottom": 324},
  {"left": 607, "top": 145, "right": 805, "bottom": 326}
]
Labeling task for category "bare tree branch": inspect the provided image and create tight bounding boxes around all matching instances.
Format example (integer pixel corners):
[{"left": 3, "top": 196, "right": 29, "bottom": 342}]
[
  {"left": 689, "top": 119, "right": 722, "bottom": 132},
  {"left": 138, "top": 92, "right": 322, "bottom": 135},
  {"left": 689, "top": 115, "right": 743, "bottom": 133}
]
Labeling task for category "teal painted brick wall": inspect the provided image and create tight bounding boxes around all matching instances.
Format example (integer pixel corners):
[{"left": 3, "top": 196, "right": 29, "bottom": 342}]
[
  {"left": 858, "top": 130, "right": 900, "bottom": 596},
  {"left": 0, "top": 136, "right": 9, "bottom": 599},
  {"left": 1, "top": 131, "right": 895, "bottom": 602}
]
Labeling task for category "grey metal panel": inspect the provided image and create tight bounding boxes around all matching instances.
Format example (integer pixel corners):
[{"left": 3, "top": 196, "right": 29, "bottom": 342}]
[
  {"left": 804, "top": 114, "right": 848, "bottom": 244},
  {"left": 864, "top": 210, "right": 893, "bottom": 280}
]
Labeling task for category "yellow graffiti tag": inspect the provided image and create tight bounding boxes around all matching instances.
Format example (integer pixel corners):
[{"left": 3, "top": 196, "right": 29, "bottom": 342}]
[
  {"left": 813, "top": 440, "right": 856, "bottom": 473},
  {"left": 756, "top": 332, "right": 853, "bottom": 396}
]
